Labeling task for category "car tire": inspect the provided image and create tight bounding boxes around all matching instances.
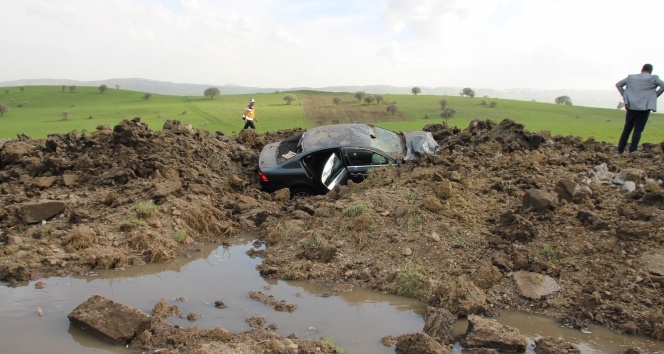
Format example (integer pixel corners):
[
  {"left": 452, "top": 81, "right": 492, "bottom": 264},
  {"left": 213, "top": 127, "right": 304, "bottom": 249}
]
[{"left": 290, "top": 187, "right": 313, "bottom": 199}]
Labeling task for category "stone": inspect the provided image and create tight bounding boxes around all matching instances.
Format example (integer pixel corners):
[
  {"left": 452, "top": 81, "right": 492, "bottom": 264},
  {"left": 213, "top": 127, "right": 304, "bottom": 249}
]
[
  {"left": 554, "top": 179, "right": 579, "bottom": 202},
  {"left": 423, "top": 306, "right": 456, "bottom": 344},
  {"left": 6, "top": 235, "right": 23, "bottom": 245},
  {"left": 19, "top": 201, "right": 66, "bottom": 224},
  {"left": 62, "top": 174, "right": 78, "bottom": 186},
  {"left": 463, "top": 315, "right": 527, "bottom": 352},
  {"left": 534, "top": 336, "right": 581, "bottom": 353},
  {"left": 68, "top": 295, "right": 151, "bottom": 345},
  {"left": 34, "top": 176, "right": 58, "bottom": 189},
  {"left": 642, "top": 252, "right": 664, "bottom": 276},
  {"left": 395, "top": 332, "right": 452, "bottom": 354},
  {"left": 614, "top": 168, "right": 646, "bottom": 185},
  {"left": 429, "top": 274, "right": 497, "bottom": 317},
  {"left": 403, "top": 247, "right": 413, "bottom": 256},
  {"left": 512, "top": 271, "right": 560, "bottom": 300},
  {"left": 430, "top": 231, "right": 441, "bottom": 242},
  {"left": 522, "top": 189, "right": 556, "bottom": 212}
]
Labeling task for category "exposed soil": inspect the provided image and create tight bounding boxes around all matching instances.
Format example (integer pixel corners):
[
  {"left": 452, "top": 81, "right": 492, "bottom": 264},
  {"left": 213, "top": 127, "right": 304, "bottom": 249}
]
[{"left": 1, "top": 117, "right": 663, "bottom": 352}]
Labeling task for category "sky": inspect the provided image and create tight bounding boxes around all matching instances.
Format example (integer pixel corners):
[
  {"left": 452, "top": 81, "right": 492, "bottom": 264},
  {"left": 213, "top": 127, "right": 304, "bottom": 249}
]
[{"left": 3, "top": 0, "right": 663, "bottom": 91}]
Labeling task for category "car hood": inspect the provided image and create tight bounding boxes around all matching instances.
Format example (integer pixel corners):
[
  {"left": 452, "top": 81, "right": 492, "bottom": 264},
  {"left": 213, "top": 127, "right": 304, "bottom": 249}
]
[{"left": 403, "top": 131, "right": 439, "bottom": 160}]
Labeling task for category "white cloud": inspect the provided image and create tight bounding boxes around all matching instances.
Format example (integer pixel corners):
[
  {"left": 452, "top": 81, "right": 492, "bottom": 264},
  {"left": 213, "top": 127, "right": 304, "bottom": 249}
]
[{"left": 3, "top": 0, "right": 664, "bottom": 91}]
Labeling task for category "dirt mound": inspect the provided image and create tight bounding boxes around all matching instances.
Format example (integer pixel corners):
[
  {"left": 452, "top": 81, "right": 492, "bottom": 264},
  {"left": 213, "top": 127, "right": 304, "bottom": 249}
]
[{"left": 2, "top": 117, "right": 664, "bottom": 351}]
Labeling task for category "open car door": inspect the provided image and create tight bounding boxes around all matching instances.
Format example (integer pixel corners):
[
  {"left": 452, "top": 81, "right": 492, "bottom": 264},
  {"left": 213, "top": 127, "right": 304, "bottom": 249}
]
[{"left": 302, "top": 149, "right": 349, "bottom": 192}]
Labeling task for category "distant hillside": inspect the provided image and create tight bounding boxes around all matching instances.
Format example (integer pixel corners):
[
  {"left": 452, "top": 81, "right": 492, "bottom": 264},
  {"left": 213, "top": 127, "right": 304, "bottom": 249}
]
[{"left": 0, "top": 78, "right": 618, "bottom": 109}]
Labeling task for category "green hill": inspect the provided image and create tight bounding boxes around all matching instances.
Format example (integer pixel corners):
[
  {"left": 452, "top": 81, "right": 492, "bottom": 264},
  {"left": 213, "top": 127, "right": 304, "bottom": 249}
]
[{"left": 0, "top": 85, "right": 661, "bottom": 144}]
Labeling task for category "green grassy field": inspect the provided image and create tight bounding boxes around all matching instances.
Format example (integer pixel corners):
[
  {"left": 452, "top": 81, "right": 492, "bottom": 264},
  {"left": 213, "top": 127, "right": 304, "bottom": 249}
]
[{"left": 1, "top": 85, "right": 662, "bottom": 144}]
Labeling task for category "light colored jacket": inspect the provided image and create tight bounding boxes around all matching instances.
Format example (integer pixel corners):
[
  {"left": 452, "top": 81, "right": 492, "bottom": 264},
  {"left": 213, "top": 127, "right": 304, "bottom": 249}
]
[{"left": 616, "top": 72, "right": 664, "bottom": 111}]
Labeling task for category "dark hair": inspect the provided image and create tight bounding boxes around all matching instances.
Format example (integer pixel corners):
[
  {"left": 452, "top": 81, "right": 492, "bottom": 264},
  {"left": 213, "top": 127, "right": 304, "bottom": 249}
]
[{"left": 642, "top": 64, "right": 653, "bottom": 73}]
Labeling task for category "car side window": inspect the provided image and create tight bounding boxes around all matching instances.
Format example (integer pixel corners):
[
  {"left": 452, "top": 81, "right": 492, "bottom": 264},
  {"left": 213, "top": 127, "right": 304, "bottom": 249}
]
[{"left": 345, "top": 148, "right": 390, "bottom": 166}]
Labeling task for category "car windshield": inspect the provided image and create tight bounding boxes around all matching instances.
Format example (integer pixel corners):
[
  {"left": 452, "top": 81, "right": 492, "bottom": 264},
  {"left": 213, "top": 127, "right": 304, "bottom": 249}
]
[{"left": 298, "top": 124, "right": 404, "bottom": 156}]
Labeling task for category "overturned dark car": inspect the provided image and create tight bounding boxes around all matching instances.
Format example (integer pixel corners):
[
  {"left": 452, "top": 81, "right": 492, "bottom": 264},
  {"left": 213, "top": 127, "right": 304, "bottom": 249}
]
[{"left": 257, "top": 124, "right": 439, "bottom": 198}]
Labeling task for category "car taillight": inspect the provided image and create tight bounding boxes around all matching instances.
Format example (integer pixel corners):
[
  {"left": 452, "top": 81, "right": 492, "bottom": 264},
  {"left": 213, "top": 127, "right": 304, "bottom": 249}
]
[{"left": 257, "top": 171, "right": 269, "bottom": 183}]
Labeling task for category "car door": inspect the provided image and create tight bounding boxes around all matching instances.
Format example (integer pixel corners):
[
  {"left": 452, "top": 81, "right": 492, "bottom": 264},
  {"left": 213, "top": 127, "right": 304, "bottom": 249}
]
[
  {"left": 301, "top": 149, "right": 350, "bottom": 192},
  {"left": 343, "top": 147, "right": 394, "bottom": 183}
]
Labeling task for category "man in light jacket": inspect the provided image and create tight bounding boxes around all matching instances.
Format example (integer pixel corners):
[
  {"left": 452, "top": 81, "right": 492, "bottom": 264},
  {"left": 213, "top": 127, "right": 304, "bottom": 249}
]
[{"left": 615, "top": 63, "right": 664, "bottom": 154}]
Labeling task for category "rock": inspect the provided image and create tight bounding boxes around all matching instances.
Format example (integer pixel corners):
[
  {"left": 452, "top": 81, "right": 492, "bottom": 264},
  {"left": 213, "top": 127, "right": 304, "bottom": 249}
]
[
  {"left": 534, "top": 336, "right": 581, "bottom": 353},
  {"left": 522, "top": 189, "right": 556, "bottom": 212},
  {"left": 6, "top": 235, "right": 23, "bottom": 245},
  {"left": 429, "top": 274, "right": 497, "bottom": 317},
  {"left": 554, "top": 179, "right": 579, "bottom": 202},
  {"left": 67, "top": 295, "right": 151, "bottom": 345},
  {"left": 642, "top": 252, "right": 664, "bottom": 276},
  {"left": 403, "top": 247, "right": 413, "bottom": 256},
  {"left": 234, "top": 195, "right": 258, "bottom": 213},
  {"left": 463, "top": 315, "right": 527, "bottom": 352},
  {"left": 34, "top": 176, "right": 58, "bottom": 189},
  {"left": 622, "top": 181, "right": 637, "bottom": 192},
  {"left": 62, "top": 174, "right": 78, "bottom": 186},
  {"left": 512, "top": 271, "right": 560, "bottom": 300},
  {"left": 395, "top": 332, "right": 452, "bottom": 354},
  {"left": 19, "top": 201, "right": 66, "bottom": 224},
  {"left": 614, "top": 168, "right": 646, "bottom": 185},
  {"left": 423, "top": 306, "right": 457, "bottom": 345},
  {"left": 430, "top": 231, "right": 441, "bottom": 242}
]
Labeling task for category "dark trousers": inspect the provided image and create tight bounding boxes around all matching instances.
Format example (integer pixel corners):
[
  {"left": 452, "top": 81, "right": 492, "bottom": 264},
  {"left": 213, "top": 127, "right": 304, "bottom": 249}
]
[
  {"left": 617, "top": 109, "right": 650, "bottom": 153},
  {"left": 243, "top": 120, "right": 256, "bottom": 130}
]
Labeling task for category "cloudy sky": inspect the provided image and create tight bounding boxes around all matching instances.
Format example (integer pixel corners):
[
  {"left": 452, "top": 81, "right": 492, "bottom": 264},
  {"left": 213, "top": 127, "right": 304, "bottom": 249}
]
[{"left": 3, "top": 0, "right": 662, "bottom": 91}]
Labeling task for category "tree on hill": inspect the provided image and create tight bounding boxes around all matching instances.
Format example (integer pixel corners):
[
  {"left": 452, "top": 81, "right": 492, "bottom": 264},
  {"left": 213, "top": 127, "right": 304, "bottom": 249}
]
[
  {"left": 61, "top": 85, "right": 66, "bottom": 92},
  {"left": 354, "top": 91, "right": 366, "bottom": 102},
  {"left": 460, "top": 88, "right": 475, "bottom": 98},
  {"left": 283, "top": 94, "right": 297, "bottom": 104},
  {"left": 61, "top": 111, "right": 72, "bottom": 120},
  {"left": 19, "top": 86, "right": 25, "bottom": 92},
  {"left": 0, "top": 104, "right": 8, "bottom": 116},
  {"left": 386, "top": 104, "right": 398, "bottom": 115},
  {"left": 143, "top": 93, "right": 153, "bottom": 100},
  {"left": 375, "top": 94, "right": 384, "bottom": 104},
  {"left": 115, "top": 85, "right": 120, "bottom": 90},
  {"left": 439, "top": 99, "right": 448, "bottom": 110},
  {"left": 363, "top": 95, "right": 376, "bottom": 105},
  {"left": 204, "top": 87, "right": 220, "bottom": 99},
  {"left": 99, "top": 84, "right": 108, "bottom": 94},
  {"left": 411, "top": 87, "right": 421, "bottom": 95},
  {"left": 4, "top": 89, "right": 8, "bottom": 95},
  {"left": 555, "top": 95, "right": 573, "bottom": 105},
  {"left": 332, "top": 97, "right": 342, "bottom": 105},
  {"left": 69, "top": 85, "right": 77, "bottom": 93},
  {"left": 441, "top": 108, "right": 457, "bottom": 124}
]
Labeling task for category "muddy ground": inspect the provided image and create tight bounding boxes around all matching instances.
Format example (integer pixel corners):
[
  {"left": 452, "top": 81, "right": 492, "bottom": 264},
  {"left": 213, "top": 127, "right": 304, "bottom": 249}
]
[{"left": 0, "top": 118, "right": 663, "bottom": 353}]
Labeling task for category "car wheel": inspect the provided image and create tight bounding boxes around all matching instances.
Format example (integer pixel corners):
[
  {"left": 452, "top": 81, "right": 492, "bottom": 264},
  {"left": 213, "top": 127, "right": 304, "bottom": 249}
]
[{"left": 290, "top": 188, "right": 313, "bottom": 199}]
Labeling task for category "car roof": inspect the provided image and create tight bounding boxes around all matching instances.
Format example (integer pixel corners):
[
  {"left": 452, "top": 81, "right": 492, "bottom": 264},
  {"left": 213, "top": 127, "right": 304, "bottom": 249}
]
[{"left": 299, "top": 124, "right": 403, "bottom": 155}]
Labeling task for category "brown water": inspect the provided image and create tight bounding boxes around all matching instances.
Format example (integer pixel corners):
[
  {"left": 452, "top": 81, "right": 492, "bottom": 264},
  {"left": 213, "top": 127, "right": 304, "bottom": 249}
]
[{"left": 1, "top": 236, "right": 662, "bottom": 354}]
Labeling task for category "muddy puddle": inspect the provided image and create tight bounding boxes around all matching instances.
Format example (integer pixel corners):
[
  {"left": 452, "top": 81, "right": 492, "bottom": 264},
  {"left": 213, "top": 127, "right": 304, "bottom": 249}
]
[{"left": 1, "top": 236, "right": 662, "bottom": 354}]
